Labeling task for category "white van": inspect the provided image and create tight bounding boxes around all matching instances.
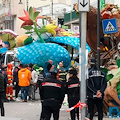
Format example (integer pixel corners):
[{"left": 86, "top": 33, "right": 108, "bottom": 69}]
[{"left": 4, "top": 50, "right": 14, "bottom": 66}]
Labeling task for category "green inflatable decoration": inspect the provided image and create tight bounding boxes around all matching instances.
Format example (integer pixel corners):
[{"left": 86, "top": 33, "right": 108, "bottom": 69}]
[
  {"left": 24, "top": 37, "right": 33, "bottom": 45},
  {"left": 0, "top": 33, "right": 15, "bottom": 49}
]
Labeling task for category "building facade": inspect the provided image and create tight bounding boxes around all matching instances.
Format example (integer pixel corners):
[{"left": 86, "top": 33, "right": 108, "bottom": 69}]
[{"left": 0, "top": 0, "right": 72, "bottom": 35}]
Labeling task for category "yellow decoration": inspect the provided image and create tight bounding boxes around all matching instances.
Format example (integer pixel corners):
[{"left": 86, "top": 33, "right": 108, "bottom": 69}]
[
  {"left": 61, "top": 32, "right": 71, "bottom": 36},
  {"left": 16, "top": 35, "right": 28, "bottom": 47},
  {"left": 45, "top": 21, "right": 57, "bottom": 37}
]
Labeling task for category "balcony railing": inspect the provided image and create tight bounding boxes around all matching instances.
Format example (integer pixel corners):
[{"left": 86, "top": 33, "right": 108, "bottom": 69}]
[{"left": 64, "top": 10, "right": 79, "bottom": 23}]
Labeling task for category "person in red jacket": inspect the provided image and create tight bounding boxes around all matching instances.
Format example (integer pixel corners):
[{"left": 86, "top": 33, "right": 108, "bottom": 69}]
[{"left": 6, "top": 63, "right": 14, "bottom": 101}]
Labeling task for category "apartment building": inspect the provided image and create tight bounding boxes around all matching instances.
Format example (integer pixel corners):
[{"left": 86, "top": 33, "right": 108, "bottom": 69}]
[{"left": 0, "top": 0, "right": 72, "bottom": 35}]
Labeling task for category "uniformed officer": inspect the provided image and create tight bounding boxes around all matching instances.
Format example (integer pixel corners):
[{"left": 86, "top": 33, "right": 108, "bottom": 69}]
[
  {"left": 66, "top": 68, "right": 80, "bottom": 120},
  {"left": 40, "top": 72, "right": 65, "bottom": 120},
  {"left": 87, "top": 58, "right": 107, "bottom": 120},
  {"left": 0, "top": 71, "right": 6, "bottom": 116}
]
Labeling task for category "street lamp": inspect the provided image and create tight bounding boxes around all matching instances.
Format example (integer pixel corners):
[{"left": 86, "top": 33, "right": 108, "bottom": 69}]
[
  {"left": 18, "top": 0, "right": 29, "bottom": 11},
  {"left": 19, "top": 0, "right": 23, "bottom": 4}
]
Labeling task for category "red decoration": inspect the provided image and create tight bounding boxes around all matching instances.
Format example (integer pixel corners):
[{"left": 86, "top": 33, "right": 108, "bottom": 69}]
[
  {"left": 19, "top": 10, "right": 33, "bottom": 28},
  {"left": 18, "top": 9, "right": 42, "bottom": 28},
  {"left": 102, "top": 11, "right": 113, "bottom": 19}
]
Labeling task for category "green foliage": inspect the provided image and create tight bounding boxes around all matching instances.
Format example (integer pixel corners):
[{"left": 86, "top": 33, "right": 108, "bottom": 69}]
[
  {"left": 29, "top": 7, "right": 40, "bottom": 21},
  {"left": 33, "top": 12, "right": 40, "bottom": 20},
  {"left": 103, "top": 4, "right": 108, "bottom": 8},
  {"left": 38, "top": 28, "right": 48, "bottom": 34},
  {"left": 22, "top": 26, "right": 33, "bottom": 30},
  {"left": 29, "top": 7, "right": 34, "bottom": 20},
  {"left": 114, "top": 5, "right": 119, "bottom": 9},
  {"left": 25, "top": 31, "right": 33, "bottom": 34}
]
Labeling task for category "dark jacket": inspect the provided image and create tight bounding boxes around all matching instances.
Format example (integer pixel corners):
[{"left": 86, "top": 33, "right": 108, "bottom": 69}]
[
  {"left": 87, "top": 66, "right": 107, "bottom": 98},
  {"left": 0, "top": 73, "right": 6, "bottom": 92},
  {"left": 2, "top": 70, "right": 8, "bottom": 84},
  {"left": 66, "top": 76, "right": 80, "bottom": 104},
  {"left": 13, "top": 67, "right": 19, "bottom": 83},
  {"left": 40, "top": 75, "right": 65, "bottom": 106}
]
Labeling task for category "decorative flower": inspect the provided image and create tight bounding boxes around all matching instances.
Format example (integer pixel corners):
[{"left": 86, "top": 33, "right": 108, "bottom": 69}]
[
  {"left": 45, "top": 21, "right": 57, "bottom": 37},
  {"left": 18, "top": 8, "right": 43, "bottom": 28},
  {"left": 18, "top": 10, "right": 34, "bottom": 28}
]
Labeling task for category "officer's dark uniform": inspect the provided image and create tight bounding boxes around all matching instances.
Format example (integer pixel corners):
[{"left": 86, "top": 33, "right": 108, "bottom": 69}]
[
  {"left": 66, "top": 68, "right": 80, "bottom": 120},
  {"left": 0, "top": 72, "right": 6, "bottom": 116},
  {"left": 40, "top": 72, "right": 65, "bottom": 120},
  {"left": 87, "top": 59, "right": 107, "bottom": 120}
]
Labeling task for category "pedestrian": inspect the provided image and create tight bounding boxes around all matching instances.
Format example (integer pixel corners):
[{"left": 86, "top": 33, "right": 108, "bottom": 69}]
[
  {"left": 13, "top": 65, "right": 21, "bottom": 101},
  {"left": 6, "top": 63, "right": 14, "bottom": 101},
  {"left": 0, "top": 71, "right": 6, "bottom": 116},
  {"left": 28, "top": 63, "right": 38, "bottom": 100},
  {"left": 18, "top": 64, "right": 31, "bottom": 102},
  {"left": 87, "top": 58, "right": 107, "bottom": 120},
  {"left": 40, "top": 72, "right": 65, "bottom": 120},
  {"left": 44, "top": 60, "right": 53, "bottom": 77},
  {"left": 57, "top": 61, "right": 67, "bottom": 82},
  {"left": 57, "top": 61, "right": 67, "bottom": 103},
  {"left": 66, "top": 68, "right": 80, "bottom": 120},
  {"left": 1, "top": 66, "right": 8, "bottom": 102}
]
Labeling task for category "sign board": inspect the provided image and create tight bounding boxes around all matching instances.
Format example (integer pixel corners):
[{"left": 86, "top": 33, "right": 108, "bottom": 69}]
[
  {"left": 74, "top": 26, "right": 79, "bottom": 33},
  {"left": 79, "top": 0, "right": 90, "bottom": 12},
  {"left": 102, "top": 18, "right": 118, "bottom": 34},
  {"left": 62, "top": 25, "right": 68, "bottom": 29},
  {"left": 5, "top": 16, "right": 10, "bottom": 20}
]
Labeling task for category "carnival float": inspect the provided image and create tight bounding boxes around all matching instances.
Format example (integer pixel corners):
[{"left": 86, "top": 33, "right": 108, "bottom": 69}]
[{"left": 0, "top": 3, "right": 120, "bottom": 115}]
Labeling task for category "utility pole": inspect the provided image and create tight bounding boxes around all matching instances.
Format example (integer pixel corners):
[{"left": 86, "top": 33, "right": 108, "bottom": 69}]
[
  {"left": 79, "top": 0, "right": 90, "bottom": 120},
  {"left": 97, "top": 0, "right": 100, "bottom": 70}
]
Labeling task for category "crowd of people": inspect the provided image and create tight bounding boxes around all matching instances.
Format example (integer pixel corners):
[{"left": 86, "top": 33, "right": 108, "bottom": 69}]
[{"left": 0, "top": 58, "right": 107, "bottom": 120}]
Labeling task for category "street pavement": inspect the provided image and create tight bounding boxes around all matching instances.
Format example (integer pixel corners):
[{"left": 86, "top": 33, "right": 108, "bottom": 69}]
[
  {"left": 1, "top": 100, "right": 70, "bottom": 120},
  {"left": 0, "top": 91, "right": 118, "bottom": 120}
]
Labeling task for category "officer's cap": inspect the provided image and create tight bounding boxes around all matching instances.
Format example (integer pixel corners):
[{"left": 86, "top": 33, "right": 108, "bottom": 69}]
[
  {"left": 90, "top": 58, "right": 96, "bottom": 65},
  {"left": 68, "top": 68, "right": 77, "bottom": 75}
]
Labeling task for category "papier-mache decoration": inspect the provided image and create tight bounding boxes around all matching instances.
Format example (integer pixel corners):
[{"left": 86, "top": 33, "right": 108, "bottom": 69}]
[
  {"left": 0, "top": 29, "right": 18, "bottom": 38},
  {"left": 17, "top": 41, "right": 71, "bottom": 70},
  {"left": 67, "top": 101, "right": 89, "bottom": 120},
  {"left": 46, "top": 37, "right": 90, "bottom": 52},
  {"left": 19, "top": 7, "right": 57, "bottom": 43}
]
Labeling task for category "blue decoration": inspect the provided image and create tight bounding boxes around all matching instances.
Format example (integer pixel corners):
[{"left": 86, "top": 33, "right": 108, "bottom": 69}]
[
  {"left": 17, "top": 42, "right": 71, "bottom": 70},
  {"left": 45, "top": 37, "right": 90, "bottom": 52},
  {"left": 17, "top": 37, "right": 90, "bottom": 70},
  {"left": 0, "top": 47, "right": 8, "bottom": 54}
]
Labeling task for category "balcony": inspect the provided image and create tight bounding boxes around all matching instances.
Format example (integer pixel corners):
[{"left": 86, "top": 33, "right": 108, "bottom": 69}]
[
  {"left": 0, "top": 8, "right": 9, "bottom": 17},
  {"left": 64, "top": 10, "right": 79, "bottom": 24}
]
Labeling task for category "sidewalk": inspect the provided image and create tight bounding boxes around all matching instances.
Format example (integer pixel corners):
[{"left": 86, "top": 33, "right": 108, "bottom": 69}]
[{"left": 0, "top": 117, "right": 28, "bottom": 120}]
